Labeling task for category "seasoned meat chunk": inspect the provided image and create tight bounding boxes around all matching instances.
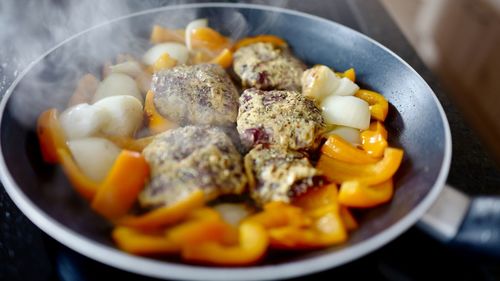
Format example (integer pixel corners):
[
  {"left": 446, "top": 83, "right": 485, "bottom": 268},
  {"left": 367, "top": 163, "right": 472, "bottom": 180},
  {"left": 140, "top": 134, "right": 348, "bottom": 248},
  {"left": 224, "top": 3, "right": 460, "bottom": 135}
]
[
  {"left": 152, "top": 64, "right": 239, "bottom": 126},
  {"left": 244, "top": 145, "right": 323, "bottom": 205},
  {"left": 233, "top": 42, "right": 306, "bottom": 91},
  {"left": 237, "top": 89, "right": 325, "bottom": 151},
  {"left": 139, "top": 126, "right": 247, "bottom": 207}
]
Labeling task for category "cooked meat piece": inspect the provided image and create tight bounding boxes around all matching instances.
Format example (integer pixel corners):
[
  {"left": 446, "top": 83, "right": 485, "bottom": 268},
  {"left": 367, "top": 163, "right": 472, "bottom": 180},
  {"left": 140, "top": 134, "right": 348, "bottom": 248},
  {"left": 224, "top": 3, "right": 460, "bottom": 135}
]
[
  {"left": 139, "top": 126, "right": 247, "bottom": 207},
  {"left": 237, "top": 89, "right": 325, "bottom": 151},
  {"left": 152, "top": 64, "right": 239, "bottom": 126},
  {"left": 244, "top": 145, "right": 323, "bottom": 205},
  {"left": 233, "top": 42, "right": 306, "bottom": 91}
]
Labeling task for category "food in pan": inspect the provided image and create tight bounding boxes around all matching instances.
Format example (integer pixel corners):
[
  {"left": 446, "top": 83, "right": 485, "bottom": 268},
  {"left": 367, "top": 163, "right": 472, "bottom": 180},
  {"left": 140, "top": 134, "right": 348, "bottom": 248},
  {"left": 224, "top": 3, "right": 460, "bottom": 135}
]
[{"left": 36, "top": 19, "right": 403, "bottom": 265}]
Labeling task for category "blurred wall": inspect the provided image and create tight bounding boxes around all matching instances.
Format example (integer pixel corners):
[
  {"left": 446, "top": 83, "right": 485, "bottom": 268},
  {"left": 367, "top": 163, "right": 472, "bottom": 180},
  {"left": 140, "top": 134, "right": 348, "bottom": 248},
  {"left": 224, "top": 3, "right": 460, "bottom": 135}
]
[{"left": 382, "top": 0, "right": 500, "bottom": 164}]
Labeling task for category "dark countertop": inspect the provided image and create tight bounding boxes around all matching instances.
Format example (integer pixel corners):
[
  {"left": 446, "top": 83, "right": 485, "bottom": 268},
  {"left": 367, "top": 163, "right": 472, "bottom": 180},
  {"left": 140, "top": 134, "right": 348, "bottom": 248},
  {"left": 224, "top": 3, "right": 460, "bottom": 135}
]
[{"left": 1, "top": 1, "right": 499, "bottom": 281}]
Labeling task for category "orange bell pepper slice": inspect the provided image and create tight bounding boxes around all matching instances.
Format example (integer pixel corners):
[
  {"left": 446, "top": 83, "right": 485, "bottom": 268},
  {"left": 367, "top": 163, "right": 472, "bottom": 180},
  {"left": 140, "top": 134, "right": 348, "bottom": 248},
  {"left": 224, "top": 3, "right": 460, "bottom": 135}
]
[
  {"left": 153, "top": 53, "right": 177, "bottom": 72},
  {"left": 293, "top": 183, "right": 338, "bottom": 210},
  {"left": 116, "top": 190, "right": 205, "bottom": 230},
  {"left": 37, "top": 109, "right": 67, "bottom": 163},
  {"left": 112, "top": 226, "right": 179, "bottom": 255},
  {"left": 233, "top": 34, "right": 288, "bottom": 50},
  {"left": 150, "top": 25, "right": 185, "bottom": 44},
  {"left": 145, "top": 90, "right": 177, "bottom": 134},
  {"left": 321, "top": 135, "right": 379, "bottom": 164},
  {"left": 113, "top": 207, "right": 235, "bottom": 256},
  {"left": 361, "top": 121, "right": 388, "bottom": 158},
  {"left": 191, "top": 27, "right": 231, "bottom": 52},
  {"left": 339, "top": 206, "right": 358, "bottom": 231},
  {"left": 210, "top": 48, "right": 233, "bottom": 68},
  {"left": 338, "top": 179, "right": 394, "bottom": 208},
  {"left": 91, "top": 150, "right": 149, "bottom": 219},
  {"left": 269, "top": 184, "right": 347, "bottom": 249},
  {"left": 56, "top": 148, "right": 100, "bottom": 200},
  {"left": 316, "top": 147, "right": 403, "bottom": 185},
  {"left": 167, "top": 207, "right": 236, "bottom": 247},
  {"left": 182, "top": 221, "right": 268, "bottom": 266},
  {"left": 354, "top": 89, "right": 389, "bottom": 121},
  {"left": 247, "top": 202, "right": 311, "bottom": 228},
  {"left": 268, "top": 208, "right": 347, "bottom": 249}
]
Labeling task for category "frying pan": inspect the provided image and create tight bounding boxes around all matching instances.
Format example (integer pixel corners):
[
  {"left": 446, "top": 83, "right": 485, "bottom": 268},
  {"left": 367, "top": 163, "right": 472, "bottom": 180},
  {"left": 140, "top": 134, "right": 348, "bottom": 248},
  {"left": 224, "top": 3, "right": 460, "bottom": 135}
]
[{"left": 0, "top": 3, "right": 497, "bottom": 281}]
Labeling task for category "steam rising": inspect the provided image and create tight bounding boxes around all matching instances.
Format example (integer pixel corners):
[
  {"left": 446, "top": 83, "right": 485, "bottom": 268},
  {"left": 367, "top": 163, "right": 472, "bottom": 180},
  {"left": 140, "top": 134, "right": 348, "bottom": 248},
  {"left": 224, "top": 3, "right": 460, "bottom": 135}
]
[{"left": 0, "top": 1, "right": 287, "bottom": 126}]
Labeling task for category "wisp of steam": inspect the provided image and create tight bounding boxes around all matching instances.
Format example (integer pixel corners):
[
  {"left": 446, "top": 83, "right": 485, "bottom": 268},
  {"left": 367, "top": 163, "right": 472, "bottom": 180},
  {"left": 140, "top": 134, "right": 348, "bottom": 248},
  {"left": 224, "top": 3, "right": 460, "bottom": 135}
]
[{"left": 0, "top": 0, "right": 287, "bottom": 127}]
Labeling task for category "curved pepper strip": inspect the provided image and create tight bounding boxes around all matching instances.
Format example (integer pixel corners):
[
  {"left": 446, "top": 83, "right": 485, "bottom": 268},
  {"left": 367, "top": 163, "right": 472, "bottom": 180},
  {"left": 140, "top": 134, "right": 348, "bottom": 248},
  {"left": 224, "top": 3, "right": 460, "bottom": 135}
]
[
  {"left": 37, "top": 109, "right": 68, "bottom": 163},
  {"left": 91, "top": 150, "right": 150, "bottom": 219},
  {"left": 181, "top": 221, "right": 269, "bottom": 266},
  {"left": 210, "top": 48, "right": 233, "bottom": 68},
  {"left": 354, "top": 89, "right": 389, "bottom": 121},
  {"left": 338, "top": 179, "right": 394, "bottom": 208},
  {"left": 233, "top": 34, "right": 288, "bottom": 50},
  {"left": 361, "top": 121, "right": 388, "bottom": 158},
  {"left": 116, "top": 190, "right": 205, "bottom": 230},
  {"left": 145, "top": 90, "right": 177, "bottom": 134},
  {"left": 316, "top": 147, "right": 403, "bottom": 185},
  {"left": 113, "top": 207, "right": 233, "bottom": 256},
  {"left": 247, "top": 202, "right": 311, "bottom": 228},
  {"left": 112, "top": 227, "right": 180, "bottom": 255},
  {"left": 191, "top": 27, "right": 231, "bottom": 52},
  {"left": 321, "top": 135, "right": 379, "bottom": 164}
]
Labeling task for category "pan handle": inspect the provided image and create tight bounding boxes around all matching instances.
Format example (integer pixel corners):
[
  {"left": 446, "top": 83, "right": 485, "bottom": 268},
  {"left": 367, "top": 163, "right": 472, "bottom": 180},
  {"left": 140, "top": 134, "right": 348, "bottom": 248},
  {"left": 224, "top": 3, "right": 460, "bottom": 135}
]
[{"left": 418, "top": 185, "right": 500, "bottom": 258}]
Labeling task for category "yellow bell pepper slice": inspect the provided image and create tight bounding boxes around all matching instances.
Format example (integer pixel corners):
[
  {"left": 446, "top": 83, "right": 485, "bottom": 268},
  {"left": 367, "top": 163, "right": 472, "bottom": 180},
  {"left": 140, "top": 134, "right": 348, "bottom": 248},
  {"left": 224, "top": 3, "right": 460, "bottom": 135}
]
[
  {"left": 144, "top": 90, "right": 177, "bottom": 134},
  {"left": 167, "top": 207, "right": 237, "bottom": 247},
  {"left": 153, "top": 53, "right": 177, "bottom": 72},
  {"left": 116, "top": 190, "right": 205, "bottom": 230},
  {"left": 112, "top": 226, "right": 180, "bottom": 255},
  {"left": 321, "top": 135, "right": 379, "bottom": 164},
  {"left": 91, "top": 150, "right": 149, "bottom": 220},
  {"left": 316, "top": 147, "right": 403, "bottom": 185},
  {"left": 354, "top": 89, "right": 389, "bottom": 121},
  {"left": 210, "top": 48, "right": 233, "bottom": 68},
  {"left": 361, "top": 121, "right": 388, "bottom": 158},
  {"left": 233, "top": 34, "right": 288, "bottom": 50},
  {"left": 338, "top": 179, "right": 394, "bottom": 208},
  {"left": 182, "top": 221, "right": 269, "bottom": 266}
]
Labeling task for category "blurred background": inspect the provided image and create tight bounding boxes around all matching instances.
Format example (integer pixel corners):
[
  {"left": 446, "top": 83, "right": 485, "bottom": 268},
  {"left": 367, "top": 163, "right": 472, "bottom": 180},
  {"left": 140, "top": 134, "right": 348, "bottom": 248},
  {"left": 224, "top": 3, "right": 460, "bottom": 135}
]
[{"left": 382, "top": 0, "right": 500, "bottom": 165}]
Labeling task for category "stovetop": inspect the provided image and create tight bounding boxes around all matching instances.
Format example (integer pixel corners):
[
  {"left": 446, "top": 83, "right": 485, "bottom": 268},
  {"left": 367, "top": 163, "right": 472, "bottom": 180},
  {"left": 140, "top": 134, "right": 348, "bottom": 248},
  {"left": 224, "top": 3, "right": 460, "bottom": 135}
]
[{"left": 1, "top": 1, "right": 499, "bottom": 280}]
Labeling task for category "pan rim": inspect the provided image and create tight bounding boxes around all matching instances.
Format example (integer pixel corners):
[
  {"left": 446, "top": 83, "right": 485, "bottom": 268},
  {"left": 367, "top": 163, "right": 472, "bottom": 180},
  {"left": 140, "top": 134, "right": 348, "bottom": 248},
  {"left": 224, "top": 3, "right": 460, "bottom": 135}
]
[{"left": 0, "top": 2, "right": 452, "bottom": 280}]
